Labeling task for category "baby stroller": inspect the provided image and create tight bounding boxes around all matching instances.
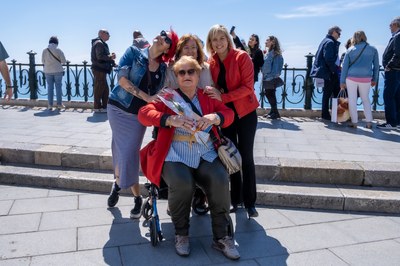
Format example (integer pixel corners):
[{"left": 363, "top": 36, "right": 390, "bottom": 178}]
[{"left": 141, "top": 182, "right": 163, "bottom": 246}]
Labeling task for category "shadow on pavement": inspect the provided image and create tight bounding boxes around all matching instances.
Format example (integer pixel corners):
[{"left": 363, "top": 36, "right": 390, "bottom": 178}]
[
  {"left": 257, "top": 117, "right": 301, "bottom": 131},
  {"left": 87, "top": 112, "right": 108, "bottom": 123},
  {"left": 233, "top": 209, "right": 289, "bottom": 263},
  {"left": 325, "top": 122, "right": 400, "bottom": 143},
  {"left": 33, "top": 109, "right": 61, "bottom": 117}
]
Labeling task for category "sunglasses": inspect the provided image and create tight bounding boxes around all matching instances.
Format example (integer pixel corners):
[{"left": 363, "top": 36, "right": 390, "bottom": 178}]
[
  {"left": 177, "top": 69, "right": 196, "bottom": 77},
  {"left": 160, "top": 30, "right": 172, "bottom": 45}
]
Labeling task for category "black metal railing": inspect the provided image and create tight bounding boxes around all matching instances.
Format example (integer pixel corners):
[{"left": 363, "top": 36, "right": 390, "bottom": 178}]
[{"left": 0, "top": 51, "right": 384, "bottom": 111}]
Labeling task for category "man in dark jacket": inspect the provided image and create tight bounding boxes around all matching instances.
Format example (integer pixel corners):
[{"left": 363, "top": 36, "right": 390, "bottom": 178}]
[
  {"left": 377, "top": 17, "right": 400, "bottom": 129},
  {"left": 91, "top": 29, "right": 116, "bottom": 112},
  {"left": 311, "top": 26, "right": 342, "bottom": 120}
]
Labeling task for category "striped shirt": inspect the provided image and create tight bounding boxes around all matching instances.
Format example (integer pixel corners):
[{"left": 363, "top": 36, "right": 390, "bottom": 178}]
[{"left": 165, "top": 94, "right": 218, "bottom": 168}]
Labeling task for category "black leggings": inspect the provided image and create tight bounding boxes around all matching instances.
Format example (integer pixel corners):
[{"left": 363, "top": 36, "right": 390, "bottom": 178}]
[
  {"left": 221, "top": 110, "right": 257, "bottom": 208},
  {"left": 265, "top": 89, "right": 277, "bottom": 108}
]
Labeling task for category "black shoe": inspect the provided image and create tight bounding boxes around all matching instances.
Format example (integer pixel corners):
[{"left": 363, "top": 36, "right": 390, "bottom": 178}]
[
  {"left": 376, "top": 123, "right": 396, "bottom": 130},
  {"left": 230, "top": 204, "right": 238, "bottom": 213},
  {"left": 268, "top": 112, "right": 280, "bottom": 119},
  {"left": 107, "top": 182, "right": 120, "bottom": 208},
  {"left": 130, "top": 196, "right": 143, "bottom": 219},
  {"left": 321, "top": 115, "right": 331, "bottom": 121},
  {"left": 247, "top": 207, "right": 259, "bottom": 218}
]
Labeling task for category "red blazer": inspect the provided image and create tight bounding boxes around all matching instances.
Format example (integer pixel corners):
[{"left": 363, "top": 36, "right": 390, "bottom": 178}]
[
  {"left": 138, "top": 89, "right": 234, "bottom": 187},
  {"left": 209, "top": 48, "right": 259, "bottom": 118}
]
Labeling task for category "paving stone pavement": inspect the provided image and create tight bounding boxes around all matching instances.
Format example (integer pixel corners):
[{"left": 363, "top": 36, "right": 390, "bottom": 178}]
[
  {"left": 1, "top": 106, "right": 400, "bottom": 264},
  {"left": 0, "top": 184, "right": 400, "bottom": 265}
]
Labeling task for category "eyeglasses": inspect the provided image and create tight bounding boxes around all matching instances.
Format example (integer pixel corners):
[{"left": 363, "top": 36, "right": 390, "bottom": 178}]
[
  {"left": 103, "top": 31, "right": 110, "bottom": 36},
  {"left": 160, "top": 30, "right": 172, "bottom": 45},
  {"left": 336, "top": 31, "right": 341, "bottom": 36},
  {"left": 177, "top": 69, "right": 196, "bottom": 77}
]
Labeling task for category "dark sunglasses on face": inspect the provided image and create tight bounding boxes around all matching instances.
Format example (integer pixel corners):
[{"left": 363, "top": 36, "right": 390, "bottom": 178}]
[
  {"left": 160, "top": 30, "right": 172, "bottom": 45},
  {"left": 177, "top": 69, "right": 196, "bottom": 77}
]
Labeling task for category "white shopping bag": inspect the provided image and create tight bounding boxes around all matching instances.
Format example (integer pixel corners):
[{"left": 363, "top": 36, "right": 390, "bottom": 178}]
[{"left": 331, "top": 97, "right": 338, "bottom": 123}]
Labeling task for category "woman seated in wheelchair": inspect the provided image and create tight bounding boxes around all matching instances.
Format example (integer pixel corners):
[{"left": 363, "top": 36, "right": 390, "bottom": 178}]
[{"left": 138, "top": 56, "right": 240, "bottom": 260}]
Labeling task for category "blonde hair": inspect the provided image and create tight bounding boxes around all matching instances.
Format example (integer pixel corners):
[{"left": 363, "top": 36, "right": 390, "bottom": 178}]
[
  {"left": 351, "top": 31, "right": 368, "bottom": 45},
  {"left": 206, "top": 24, "right": 234, "bottom": 55},
  {"left": 173, "top": 56, "right": 202, "bottom": 76}
]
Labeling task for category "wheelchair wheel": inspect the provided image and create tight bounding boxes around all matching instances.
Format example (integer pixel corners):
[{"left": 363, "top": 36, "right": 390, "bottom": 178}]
[
  {"left": 150, "top": 217, "right": 158, "bottom": 246},
  {"left": 192, "top": 189, "right": 209, "bottom": 215},
  {"left": 141, "top": 197, "right": 153, "bottom": 220}
]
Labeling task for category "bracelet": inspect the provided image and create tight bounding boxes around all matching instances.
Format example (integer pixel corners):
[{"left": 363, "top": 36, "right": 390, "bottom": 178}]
[{"left": 6, "top": 85, "right": 13, "bottom": 88}]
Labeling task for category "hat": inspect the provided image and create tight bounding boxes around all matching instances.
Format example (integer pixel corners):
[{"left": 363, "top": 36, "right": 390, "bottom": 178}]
[{"left": 133, "top": 30, "right": 143, "bottom": 39}]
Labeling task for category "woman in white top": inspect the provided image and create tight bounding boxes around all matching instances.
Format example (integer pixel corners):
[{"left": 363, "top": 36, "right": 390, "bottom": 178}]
[{"left": 42, "top": 36, "right": 66, "bottom": 109}]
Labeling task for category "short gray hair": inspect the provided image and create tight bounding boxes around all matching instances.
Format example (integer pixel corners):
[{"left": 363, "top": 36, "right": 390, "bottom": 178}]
[
  {"left": 328, "top": 26, "right": 341, "bottom": 35},
  {"left": 391, "top": 17, "right": 400, "bottom": 27}
]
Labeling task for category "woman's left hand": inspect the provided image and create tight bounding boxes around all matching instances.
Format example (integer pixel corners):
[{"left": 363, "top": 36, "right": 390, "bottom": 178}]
[
  {"left": 204, "top": 86, "right": 222, "bottom": 101},
  {"left": 197, "top": 113, "right": 220, "bottom": 131},
  {"left": 340, "top": 83, "right": 346, "bottom": 90}
]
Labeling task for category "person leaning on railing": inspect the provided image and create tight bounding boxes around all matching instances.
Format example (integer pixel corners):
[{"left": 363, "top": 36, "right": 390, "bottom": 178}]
[{"left": 0, "top": 41, "right": 13, "bottom": 100}]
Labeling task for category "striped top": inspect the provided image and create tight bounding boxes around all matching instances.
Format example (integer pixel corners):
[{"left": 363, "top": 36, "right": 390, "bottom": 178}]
[{"left": 165, "top": 94, "right": 218, "bottom": 168}]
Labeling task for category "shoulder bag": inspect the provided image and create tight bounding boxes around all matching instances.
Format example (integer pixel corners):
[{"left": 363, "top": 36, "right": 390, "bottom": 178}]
[
  {"left": 348, "top": 44, "right": 368, "bottom": 68},
  {"left": 176, "top": 89, "right": 242, "bottom": 174}
]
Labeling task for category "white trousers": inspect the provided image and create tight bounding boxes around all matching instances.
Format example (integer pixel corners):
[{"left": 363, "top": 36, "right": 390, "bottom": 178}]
[{"left": 345, "top": 79, "right": 373, "bottom": 123}]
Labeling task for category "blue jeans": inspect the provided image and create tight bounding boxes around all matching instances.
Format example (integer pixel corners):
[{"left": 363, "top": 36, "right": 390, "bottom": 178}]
[
  {"left": 383, "top": 70, "right": 400, "bottom": 126},
  {"left": 46, "top": 72, "right": 63, "bottom": 106}
]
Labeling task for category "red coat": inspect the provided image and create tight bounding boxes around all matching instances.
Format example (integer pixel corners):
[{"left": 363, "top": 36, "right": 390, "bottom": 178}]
[
  {"left": 209, "top": 48, "right": 259, "bottom": 118},
  {"left": 138, "top": 89, "right": 234, "bottom": 187}
]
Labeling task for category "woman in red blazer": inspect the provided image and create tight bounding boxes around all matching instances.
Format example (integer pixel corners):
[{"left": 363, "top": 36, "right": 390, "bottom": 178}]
[
  {"left": 139, "top": 56, "right": 240, "bottom": 260},
  {"left": 205, "top": 24, "right": 259, "bottom": 218}
]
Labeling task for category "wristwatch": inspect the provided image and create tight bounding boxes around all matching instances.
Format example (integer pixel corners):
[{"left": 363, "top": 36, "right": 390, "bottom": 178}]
[{"left": 6, "top": 85, "right": 13, "bottom": 88}]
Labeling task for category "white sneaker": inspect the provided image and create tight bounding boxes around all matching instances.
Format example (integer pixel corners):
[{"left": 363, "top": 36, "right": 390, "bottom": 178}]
[
  {"left": 56, "top": 104, "right": 66, "bottom": 109},
  {"left": 212, "top": 236, "right": 240, "bottom": 260}
]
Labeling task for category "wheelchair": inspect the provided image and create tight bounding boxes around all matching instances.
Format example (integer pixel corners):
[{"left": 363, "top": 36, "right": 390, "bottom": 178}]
[{"left": 141, "top": 183, "right": 163, "bottom": 246}]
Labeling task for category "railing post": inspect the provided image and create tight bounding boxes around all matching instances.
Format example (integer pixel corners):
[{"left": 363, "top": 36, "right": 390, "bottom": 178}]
[
  {"left": 65, "top": 61, "right": 72, "bottom": 101},
  {"left": 82, "top": 60, "right": 89, "bottom": 102},
  {"left": 304, "top": 53, "right": 315, "bottom": 110},
  {"left": 27, "top": 50, "right": 38, "bottom": 100},
  {"left": 10, "top": 59, "right": 18, "bottom": 99}
]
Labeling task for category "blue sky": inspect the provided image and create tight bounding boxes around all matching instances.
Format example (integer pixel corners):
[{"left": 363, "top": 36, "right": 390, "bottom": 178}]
[{"left": 2, "top": 0, "right": 399, "bottom": 67}]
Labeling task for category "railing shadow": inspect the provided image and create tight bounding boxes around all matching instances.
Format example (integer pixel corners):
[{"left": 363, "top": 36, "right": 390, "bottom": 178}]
[{"left": 257, "top": 117, "right": 301, "bottom": 131}]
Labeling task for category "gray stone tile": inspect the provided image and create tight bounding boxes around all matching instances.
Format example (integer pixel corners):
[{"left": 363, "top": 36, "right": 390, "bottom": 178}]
[
  {"left": 0, "top": 229, "right": 76, "bottom": 259},
  {"left": 78, "top": 194, "right": 134, "bottom": 209},
  {"left": 48, "top": 189, "right": 85, "bottom": 197},
  {"left": 0, "top": 200, "right": 13, "bottom": 215},
  {"left": 0, "top": 213, "right": 41, "bottom": 234},
  {"left": 277, "top": 208, "right": 363, "bottom": 225},
  {"left": 78, "top": 222, "right": 149, "bottom": 250},
  {"left": 10, "top": 195, "right": 77, "bottom": 215},
  {"left": 330, "top": 240, "right": 400, "bottom": 266},
  {"left": 0, "top": 186, "right": 48, "bottom": 200},
  {"left": 40, "top": 207, "right": 129, "bottom": 230},
  {"left": 120, "top": 239, "right": 212, "bottom": 266},
  {"left": 258, "top": 249, "right": 347, "bottom": 266},
  {"left": 268, "top": 222, "right": 357, "bottom": 252},
  {"left": 231, "top": 207, "right": 295, "bottom": 232},
  {"left": 0, "top": 257, "right": 31, "bottom": 266},
  {"left": 30, "top": 247, "right": 121, "bottom": 266},
  {"left": 329, "top": 217, "right": 400, "bottom": 242}
]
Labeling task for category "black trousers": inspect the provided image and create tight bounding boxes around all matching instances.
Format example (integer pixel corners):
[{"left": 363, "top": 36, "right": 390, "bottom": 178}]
[
  {"left": 93, "top": 69, "right": 109, "bottom": 109},
  {"left": 162, "top": 159, "right": 231, "bottom": 239},
  {"left": 221, "top": 110, "right": 257, "bottom": 208},
  {"left": 322, "top": 72, "right": 340, "bottom": 119}
]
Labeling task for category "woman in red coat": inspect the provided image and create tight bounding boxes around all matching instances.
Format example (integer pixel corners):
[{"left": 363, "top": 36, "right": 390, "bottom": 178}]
[
  {"left": 205, "top": 24, "right": 259, "bottom": 218},
  {"left": 139, "top": 56, "right": 240, "bottom": 260}
]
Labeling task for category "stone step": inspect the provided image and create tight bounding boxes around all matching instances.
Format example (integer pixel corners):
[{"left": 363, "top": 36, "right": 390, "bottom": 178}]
[
  {"left": 2, "top": 145, "right": 400, "bottom": 188},
  {"left": 1, "top": 164, "right": 399, "bottom": 214}
]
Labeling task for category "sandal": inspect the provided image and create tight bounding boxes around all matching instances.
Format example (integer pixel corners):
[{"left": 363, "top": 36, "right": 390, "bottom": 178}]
[{"left": 365, "top": 123, "right": 372, "bottom": 129}]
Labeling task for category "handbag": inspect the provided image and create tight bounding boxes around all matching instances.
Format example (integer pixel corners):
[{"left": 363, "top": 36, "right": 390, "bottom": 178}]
[
  {"left": 176, "top": 89, "right": 242, "bottom": 174},
  {"left": 331, "top": 90, "right": 350, "bottom": 123},
  {"left": 216, "top": 130, "right": 242, "bottom": 174}
]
